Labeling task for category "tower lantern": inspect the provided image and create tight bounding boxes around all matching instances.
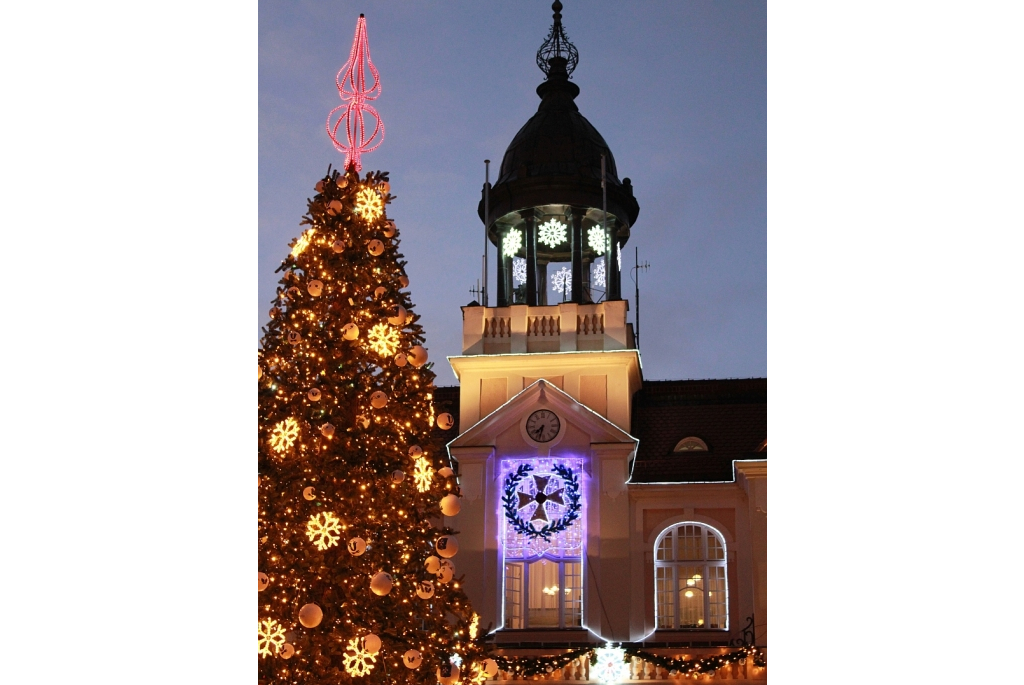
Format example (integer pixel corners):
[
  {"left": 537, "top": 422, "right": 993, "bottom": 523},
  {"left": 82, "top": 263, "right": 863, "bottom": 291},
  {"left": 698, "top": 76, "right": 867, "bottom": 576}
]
[{"left": 479, "top": 1, "right": 640, "bottom": 307}]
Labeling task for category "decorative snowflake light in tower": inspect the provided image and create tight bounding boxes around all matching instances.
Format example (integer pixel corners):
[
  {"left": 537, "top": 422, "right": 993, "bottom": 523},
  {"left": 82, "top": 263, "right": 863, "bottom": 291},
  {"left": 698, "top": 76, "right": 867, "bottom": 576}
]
[
  {"left": 593, "top": 258, "right": 606, "bottom": 288},
  {"left": 512, "top": 257, "right": 527, "bottom": 285},
  {"left": 588, "top": 226, "right": 607, "bottom": 255},
  {"left": 503, "top": 228, "right": 523, "bottom": 258},
  {"left": 551, "top": 266, "right": 571, "bottom": 296},
  {"left": 537, "top": 218, "right": 567, "bottom": 248},
  {"left": 327, "top": 14, "right": 384, "bottom": 171}
]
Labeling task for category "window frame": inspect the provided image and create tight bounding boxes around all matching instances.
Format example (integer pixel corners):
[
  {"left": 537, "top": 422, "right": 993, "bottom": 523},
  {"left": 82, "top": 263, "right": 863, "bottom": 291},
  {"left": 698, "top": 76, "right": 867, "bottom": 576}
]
[
  {"left": 653, "top": 522, "right": 729, "bottom": 631},
  {"left": 503, "top": 556, "right": 583, "bottom": 630}
]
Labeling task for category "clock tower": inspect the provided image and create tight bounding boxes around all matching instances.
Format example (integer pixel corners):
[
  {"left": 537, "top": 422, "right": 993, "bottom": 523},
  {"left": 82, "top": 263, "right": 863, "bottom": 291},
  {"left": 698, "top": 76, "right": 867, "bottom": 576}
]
[{"left": 446, "top": 2, "right": 645, "bottom": 644}]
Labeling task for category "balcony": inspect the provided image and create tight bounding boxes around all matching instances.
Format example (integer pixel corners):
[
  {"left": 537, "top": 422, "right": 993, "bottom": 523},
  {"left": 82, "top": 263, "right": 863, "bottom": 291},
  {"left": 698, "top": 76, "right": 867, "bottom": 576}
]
[{"left": 462, "top": 301, "right": 634, "bottom": 356}]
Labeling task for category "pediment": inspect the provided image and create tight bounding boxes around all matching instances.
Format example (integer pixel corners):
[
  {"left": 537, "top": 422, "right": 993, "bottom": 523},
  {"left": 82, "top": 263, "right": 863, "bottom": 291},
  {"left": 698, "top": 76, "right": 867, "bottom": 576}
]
[{"left": 447, "top": 379, "right": 637, "bottom": 453}]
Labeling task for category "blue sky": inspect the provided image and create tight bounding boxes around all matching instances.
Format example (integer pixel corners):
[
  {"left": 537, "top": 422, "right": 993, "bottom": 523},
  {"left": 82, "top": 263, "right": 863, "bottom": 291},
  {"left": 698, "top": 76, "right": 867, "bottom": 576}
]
[{"left": 260, "top": 0, "right": 766, "bottom": 386}]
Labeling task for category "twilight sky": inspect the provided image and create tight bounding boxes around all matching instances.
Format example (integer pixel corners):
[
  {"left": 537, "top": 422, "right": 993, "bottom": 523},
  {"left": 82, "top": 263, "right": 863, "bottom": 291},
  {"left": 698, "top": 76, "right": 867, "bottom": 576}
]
[{"left": 259, "top": 0, "right": 766, "bottom": 387}]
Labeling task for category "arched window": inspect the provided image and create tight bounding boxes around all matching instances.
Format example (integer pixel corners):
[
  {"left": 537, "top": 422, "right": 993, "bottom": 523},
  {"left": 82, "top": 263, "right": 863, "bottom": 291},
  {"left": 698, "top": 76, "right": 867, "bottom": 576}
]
[
  {"left": 672, "top": 437, "right": 708, "bottom": 452},
  {"left": 654, "top": 523, "right": 727, "bottom": 629}
]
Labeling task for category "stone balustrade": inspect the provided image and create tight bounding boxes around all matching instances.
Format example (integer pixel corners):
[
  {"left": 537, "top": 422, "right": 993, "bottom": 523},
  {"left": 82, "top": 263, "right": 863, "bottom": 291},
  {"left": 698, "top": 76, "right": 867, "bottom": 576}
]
[
  {"left": 489, "top": 651, "right": 766, "bottom": 683},
  {"left": 463, "top": 301, "right": 632, "bottom": 355}
]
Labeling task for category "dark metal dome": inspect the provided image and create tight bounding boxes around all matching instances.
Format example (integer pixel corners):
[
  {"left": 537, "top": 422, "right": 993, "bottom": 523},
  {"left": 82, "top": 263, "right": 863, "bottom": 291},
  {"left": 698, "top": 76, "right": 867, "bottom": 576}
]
[{"left": 479, "top": 35, "right": 639, "bottom": 235}]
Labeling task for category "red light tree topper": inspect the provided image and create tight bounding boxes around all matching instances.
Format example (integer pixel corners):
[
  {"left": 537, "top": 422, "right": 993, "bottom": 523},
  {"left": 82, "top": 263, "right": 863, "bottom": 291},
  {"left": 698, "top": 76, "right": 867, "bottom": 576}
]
[{"left": 327, "top": 14, "right": 384, "bottom": 171}]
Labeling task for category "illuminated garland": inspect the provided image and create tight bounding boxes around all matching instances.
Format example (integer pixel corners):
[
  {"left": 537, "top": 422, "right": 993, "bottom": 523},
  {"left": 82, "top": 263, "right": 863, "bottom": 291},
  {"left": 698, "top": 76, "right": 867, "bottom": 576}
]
[
  {"left": 501, "top": 463, "right": 581, "bottom": 541},
  {"left": 489, "top": 645, "right": 765, "bottom": 679}
]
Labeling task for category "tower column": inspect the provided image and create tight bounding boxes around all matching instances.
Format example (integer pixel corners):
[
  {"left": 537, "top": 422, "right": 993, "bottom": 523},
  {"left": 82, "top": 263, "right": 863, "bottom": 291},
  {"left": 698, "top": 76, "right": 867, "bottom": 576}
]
[
  {"left": 570, "top": 210, "right": 584, "bottom": 304},
  {"left": 496, "top": 229, "right": 508, "bottom": 306},
  {"left": 609, "top": 233, "right": 621, "bottom": 301},
  {"left": 525, "top": 213, "right": 539, "bottom": 306}
]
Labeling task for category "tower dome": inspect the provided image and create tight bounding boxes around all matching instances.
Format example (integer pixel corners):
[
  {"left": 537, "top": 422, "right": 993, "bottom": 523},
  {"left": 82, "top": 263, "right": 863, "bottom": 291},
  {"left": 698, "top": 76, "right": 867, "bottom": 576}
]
[{"left": 481, "top": 2, "right": 639, "bottom": 308}]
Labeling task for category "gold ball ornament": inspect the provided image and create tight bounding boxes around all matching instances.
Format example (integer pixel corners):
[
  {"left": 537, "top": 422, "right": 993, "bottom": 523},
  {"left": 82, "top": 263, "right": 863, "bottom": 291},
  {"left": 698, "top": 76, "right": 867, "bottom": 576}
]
[
  {"left": 368, "top": 239, "right": 385, "bottom": 256},
  {"left": 440, "top": 494, "right": 461, "bottom": 516},
  {"left": 308, "top": 388, "right": 322, "bottom": 401},
  {"left": 436, "top": 412, "right": 455, "bottom": 430},
  {"left": 315, "top": 180, "right": 325, "bottom": 193},
  {"left": 307, "top": 280, "right": 324, "bottom": 297},
  {"left": 320, "top": 423, "right": 335, "bottom": 438},
  {"left": 302, "top": 486, "right": 316, "bottom": 501},
  {"left": 258, "top": 572, "right": 269, "bottom": 592},
  {"left": 258, "top": 365, "right": 263, "bottom": 380},
  {"left": 483, "top": 659, "right": 499, "bottom": 677},
  {"left": 269, "top": 307, "right": 280, "bottom": 318},
  {"left": 332, "top": 239, "right": 346, "bottom": 253},
  {"left": 409, "top": 445, "right": 423, "bottom": 458},
  {"left": 415, "top": 579, "right": 435, "bottom": 599},
  {"left": 383, "top": 221, "right": 396, "bottom": 238},
  {"left": 394, "top": 353, "right": 408, "bottom": 367},
  {"left": 387, "top": 305, "right": 407, "bottom": 326},
  {"left": 424, "top": 556, "right": 441, "bottom": 574},
  {"left": 342, "top": 323, "right": 359, "bottom": 340},
  {"left": 437, "top": 565, "right": 454, "bottom": 584},
  {"left": 380, "top": 181, "right": 391, "bottom": 195},
  {"left": 336, "top": 176, "right": 349, "bottom": 188},
  {"left": 403, "top": 650, "right": 422, "bottom": 669},
  {"left": 399, "top": 275, "right": 410, "bottom": 288},
  {"left": 374, "top": 286, "right": 386, "bottom": 298},
  {"left": 298, "top": 603, "right": 323, "bottom": 628},
  {"left": 440, "top": 558, "right": 455, "bottom": 574},
  {"left": 370, "top": 572, "right": 393, "bottom": 596},
  {"left": 356, "top": 414, "right": 370, "bottom": 429},
  {"left": 438, "top": 466, "right": 455, "bottom": 478},
  {"left": 280, "top": 643, "right": 295, "bottom": 659},
  {"left": 407, "top": 345, "right": 428, "bottom": 368},
  {"left": 328, "top": 199, "right": 343, "bottom": 213},
  {"left": 370, "top": 391, "right": 388, "bottom": 408},
  {"left": 286, "top": 330, "right": 301, "bottom": 345},
  {"left": 391, "top": 470, "right": 405, "bottom": 483},
  {"left": 287, "top": 286, "right": 300, "bottom": 298},
  {"left": 438, "top": 663, "right": 460, "bottom": 685},
  {"left": 347, "top": 537, "right": 367, "bottom": 556},
  {"left": 362, "top": 633, "right": 382, "bottom": 654},
  {"left": 436, "top": 535, "right": 459, "bottom": 558}
]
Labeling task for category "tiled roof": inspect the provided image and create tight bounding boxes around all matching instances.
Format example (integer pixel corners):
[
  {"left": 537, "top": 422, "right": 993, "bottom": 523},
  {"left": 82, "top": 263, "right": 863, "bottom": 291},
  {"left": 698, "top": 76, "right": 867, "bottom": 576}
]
[
  {"left": 629, "top": 379, "right": 766, "bottom": 483},
  {"left": 431, "top": 386, "right": 461, "bottom": 441}
]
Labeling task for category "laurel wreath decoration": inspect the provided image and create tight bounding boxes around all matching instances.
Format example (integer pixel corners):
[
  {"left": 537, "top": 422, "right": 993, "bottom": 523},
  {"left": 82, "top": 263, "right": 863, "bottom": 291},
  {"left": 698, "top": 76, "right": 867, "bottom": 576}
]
[{"left": 501, "top": 463, "right": 581, "bottom": 541}]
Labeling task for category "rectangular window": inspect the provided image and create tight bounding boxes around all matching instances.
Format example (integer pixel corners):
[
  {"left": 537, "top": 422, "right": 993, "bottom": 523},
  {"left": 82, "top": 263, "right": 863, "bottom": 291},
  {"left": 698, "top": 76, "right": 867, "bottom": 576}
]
[
  {"left": 655, "top": 566, "right": 674, "bottom": 629},
  {"left": 504, "top": 562, "right": 523, "bottom": 629},
  {"left": 706, "top": 565, "right": 727, "bottom": 629},
  {"left": 563, "top": 561, "right": 582, "bottom": 627}
]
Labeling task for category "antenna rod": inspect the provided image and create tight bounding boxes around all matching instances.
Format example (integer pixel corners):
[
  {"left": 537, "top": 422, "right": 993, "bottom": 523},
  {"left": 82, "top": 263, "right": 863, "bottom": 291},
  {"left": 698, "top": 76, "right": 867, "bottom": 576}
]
[
  {"left": 635, "top": 246, "right": 640, "bottom": 349},
  {"left": 483, "top": 160, "right": 491, "bottom": 307}
]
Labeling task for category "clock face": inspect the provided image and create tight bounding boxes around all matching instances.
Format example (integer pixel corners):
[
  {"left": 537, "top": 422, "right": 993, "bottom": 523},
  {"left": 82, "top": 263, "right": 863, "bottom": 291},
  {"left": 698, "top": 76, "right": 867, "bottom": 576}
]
[{"left": 525, "top": 409, "right": 561, "bottom": 443}]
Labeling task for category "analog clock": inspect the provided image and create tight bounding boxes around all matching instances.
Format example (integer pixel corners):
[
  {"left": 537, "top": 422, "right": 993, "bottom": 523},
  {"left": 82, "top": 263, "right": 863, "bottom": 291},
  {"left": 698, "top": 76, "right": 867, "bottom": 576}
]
[{"left": 525, "top": 409, "right": 561, "bottom": 443}]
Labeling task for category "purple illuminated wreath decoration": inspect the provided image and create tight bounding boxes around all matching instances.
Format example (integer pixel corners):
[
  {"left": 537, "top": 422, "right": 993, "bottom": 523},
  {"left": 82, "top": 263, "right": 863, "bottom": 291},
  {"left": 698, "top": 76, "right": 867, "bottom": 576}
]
[{"left": 502, "top": 463, "right": 581, "bottom": 541}]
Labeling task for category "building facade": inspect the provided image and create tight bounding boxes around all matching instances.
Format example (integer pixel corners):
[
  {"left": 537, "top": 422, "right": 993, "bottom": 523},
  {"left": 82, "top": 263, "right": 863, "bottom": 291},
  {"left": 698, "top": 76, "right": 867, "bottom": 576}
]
[{"left": 433, "top": 4, "right": 766, "bottom": 682}]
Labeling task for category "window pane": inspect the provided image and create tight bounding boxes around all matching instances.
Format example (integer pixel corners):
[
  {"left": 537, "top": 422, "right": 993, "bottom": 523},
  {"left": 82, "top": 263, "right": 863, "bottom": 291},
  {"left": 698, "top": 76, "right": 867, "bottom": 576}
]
[
  {"left": 655, "top": 566, "right": 674, "bottom": 629},
  {"left": 678, "top": 525, "right": 703, "bottom": 560},
  {"left": 678, "top": 565, "right": 704, "bottom": 627},
  {"left": 707, "top": 565, "right": 727, "bottom": 629},
  {"left": 707, "top": 531, "right": 725, "bottom": 560},
  {"left": 504, "top": 562, "right": 523, "bottom": 629},
  {"left": 656, "top": 533, "right": 673, "bottom": 561},
  {"left": 563, "top": 562, "right": 582, "bottom": 627},
  {"left": 527, "top": 559, "right": 560, "bottom": 627}
]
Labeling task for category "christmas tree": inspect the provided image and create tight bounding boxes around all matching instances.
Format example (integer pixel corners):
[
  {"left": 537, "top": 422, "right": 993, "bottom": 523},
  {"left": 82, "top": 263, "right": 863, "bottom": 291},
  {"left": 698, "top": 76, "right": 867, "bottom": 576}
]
[{"left": 257, "top": 164, "right": 491, "bottom": 684}]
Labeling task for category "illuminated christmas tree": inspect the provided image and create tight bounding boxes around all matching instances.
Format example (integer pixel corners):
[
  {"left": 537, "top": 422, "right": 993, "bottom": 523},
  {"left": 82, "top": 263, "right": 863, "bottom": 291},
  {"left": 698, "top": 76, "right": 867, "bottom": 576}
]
[{"left": 257, "top": 15, "right": 494, "bottom": 685}]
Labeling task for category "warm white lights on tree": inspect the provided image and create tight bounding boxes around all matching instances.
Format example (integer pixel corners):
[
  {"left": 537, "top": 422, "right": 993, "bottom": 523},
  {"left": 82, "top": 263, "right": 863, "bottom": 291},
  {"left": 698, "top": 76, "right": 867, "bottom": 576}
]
[
  {"left": 412, "top": 455, "right": 434, "bottom": 492},
  {"left": 291, "top": 229, "right": 317, "bottom": 258},
  {"left": 306, "top": 511, "right": 342, "bottom": 551},
  {"left": 342, "top": 637, "right": 377, "bottom": 676},
  {"left": 366, "top": 323, "right": 401, "bottom": 357},
  {"left": 588, "top": 226, "right": 607, "bottom": 255},
  {"left": 258, "top": 618, "right": 287, "bottom": 658},
  {"left": 503, "top": 228, "right": 523, "bottom": 258},
  {"left": 354, "top": 187, "right": 384, "bottom": 221},
  {"left": 269, "top": 417, "right": 300, "bottom": 453},
  {"left": 537, "top": 218, "right": 567, "bottom": 248}
]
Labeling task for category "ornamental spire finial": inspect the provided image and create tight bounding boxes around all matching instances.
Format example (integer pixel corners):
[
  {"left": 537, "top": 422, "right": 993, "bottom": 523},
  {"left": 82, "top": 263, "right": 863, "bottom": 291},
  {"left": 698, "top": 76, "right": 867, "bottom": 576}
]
[
  {"left": 536, "top": 0, "right": 579, "bottom": 78},
  {"left": 327, "top": 14, "right": 384, "bottom": 171}
]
